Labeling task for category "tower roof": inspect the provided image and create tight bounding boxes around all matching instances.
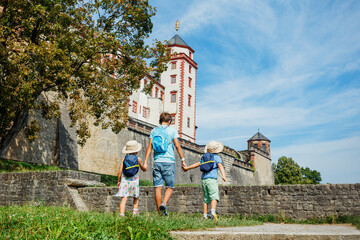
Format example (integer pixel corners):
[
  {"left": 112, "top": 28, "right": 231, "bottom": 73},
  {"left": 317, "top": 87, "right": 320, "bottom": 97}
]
[
  {"left": 248, "top": 132, "right": 270, "bottom": 142},
  {"left": 169, "top": 34, "right": 189, "bottom": 47}
]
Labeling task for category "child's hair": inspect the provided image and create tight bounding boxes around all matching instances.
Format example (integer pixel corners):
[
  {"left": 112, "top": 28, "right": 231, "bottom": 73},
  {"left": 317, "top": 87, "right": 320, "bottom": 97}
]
[{"left": 159, "top": 112, "right": 172, "bottom": 124}]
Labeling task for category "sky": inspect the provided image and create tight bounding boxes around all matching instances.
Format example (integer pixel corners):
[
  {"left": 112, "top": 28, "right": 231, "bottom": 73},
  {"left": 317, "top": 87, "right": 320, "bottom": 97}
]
[{"left": 148, "top": 0, "right": 360, "bottom": 184}]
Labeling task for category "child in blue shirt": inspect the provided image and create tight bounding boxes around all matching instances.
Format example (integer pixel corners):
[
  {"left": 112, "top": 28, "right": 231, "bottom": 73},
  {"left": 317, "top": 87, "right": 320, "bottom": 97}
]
[{"left": 184, "top": 141, "right": 227, "bottom": 221}]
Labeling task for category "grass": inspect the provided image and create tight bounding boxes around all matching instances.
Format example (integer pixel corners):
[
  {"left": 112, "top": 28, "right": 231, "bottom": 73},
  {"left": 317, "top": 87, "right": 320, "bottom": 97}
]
[
  {"left": 99, "top": 174, "right": 153, "bottom": 187},
  {"left": 0, "top": 158, "right": 62, "bottom": 173},
  {"left": 0, "top": 205, "right": 262, "bottom": 240},
  {"left": 0, "top": 158, "right": 153, "bottom": 187},
  {"left": 1, "top": 206, "right": 359, "bottom": 240}
]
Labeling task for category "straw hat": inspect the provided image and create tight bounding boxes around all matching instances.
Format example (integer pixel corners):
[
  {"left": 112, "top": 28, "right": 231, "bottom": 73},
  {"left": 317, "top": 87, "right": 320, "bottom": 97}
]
[
  {"left": 122, "top": 140, "right": 142, "bottom": 154},
  {"left": 204, "top": 141, "right": 224, "bottom": 154}
]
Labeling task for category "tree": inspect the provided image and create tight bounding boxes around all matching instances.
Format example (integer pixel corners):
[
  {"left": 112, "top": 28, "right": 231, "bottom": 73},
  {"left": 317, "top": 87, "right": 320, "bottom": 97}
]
[
  {"left": 273, "top": 156, "right": 303, "bottom": 184},
  {"left": 0, "top": 0, "right": 170, "bottom": 154},
  {"left": 273, "top": 156, "right": 322, "bottom": 184},
  {"left": 301, "top": 167, "right": 322, "bottom": 184}
]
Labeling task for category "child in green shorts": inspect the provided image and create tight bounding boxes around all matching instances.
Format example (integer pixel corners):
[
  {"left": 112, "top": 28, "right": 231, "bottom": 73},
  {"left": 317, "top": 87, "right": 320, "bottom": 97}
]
[{"left": 184, "top": 141, "right": 227, "bottom": 221}]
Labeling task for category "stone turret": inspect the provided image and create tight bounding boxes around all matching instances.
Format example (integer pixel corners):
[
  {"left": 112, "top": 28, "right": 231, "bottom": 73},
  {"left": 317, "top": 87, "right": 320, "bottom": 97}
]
[{"left": 247, "top": 131, "right": 271, "bottom": 157}]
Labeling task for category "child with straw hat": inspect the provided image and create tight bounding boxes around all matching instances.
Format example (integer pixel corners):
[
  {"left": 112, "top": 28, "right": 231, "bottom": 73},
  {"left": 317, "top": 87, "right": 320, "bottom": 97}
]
[{"left": 115, "top": 140, "right": 147, "bottom": 217}]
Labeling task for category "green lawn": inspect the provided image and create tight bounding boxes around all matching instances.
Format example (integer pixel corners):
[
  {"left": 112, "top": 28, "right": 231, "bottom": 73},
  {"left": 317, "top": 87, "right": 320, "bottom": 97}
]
[
  {"left": 0, "top": 158, "right": 62, "bottom": 173},
  {"left": 0, "top": 158, "right": 153, "bottom": 187},
  {"left": 0, "top": 205, "right": 261, "bottom": 240},
  {"left": 1, "top": 205, "right": 359, "bottom": 240}
]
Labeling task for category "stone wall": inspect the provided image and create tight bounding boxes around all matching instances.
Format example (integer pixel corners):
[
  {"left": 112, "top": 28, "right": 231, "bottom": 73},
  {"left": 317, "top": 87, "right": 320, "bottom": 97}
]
[
  {"left": 80, "top": 184, "right": 360, "bottom": 219},
  {"left": 1, "top": 171, "right": 359, "bottom": 219},
  {"left": 0, "top": 171, "right": 102, "bottom": 208},
  {"left": 1, "top": 107, "right": 273, "bottom": 186}
]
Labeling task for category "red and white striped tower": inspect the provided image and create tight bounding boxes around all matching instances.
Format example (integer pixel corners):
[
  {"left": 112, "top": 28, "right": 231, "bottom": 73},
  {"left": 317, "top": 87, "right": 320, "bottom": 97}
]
[{"left": 160, "top": 32, "right": 197, "bottom": 142}]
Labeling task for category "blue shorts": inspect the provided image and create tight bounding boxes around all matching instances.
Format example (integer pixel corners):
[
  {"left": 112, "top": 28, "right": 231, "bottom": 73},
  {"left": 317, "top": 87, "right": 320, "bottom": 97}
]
[{"left": 153, "top": 162, "right": 175, "bottom": 188}]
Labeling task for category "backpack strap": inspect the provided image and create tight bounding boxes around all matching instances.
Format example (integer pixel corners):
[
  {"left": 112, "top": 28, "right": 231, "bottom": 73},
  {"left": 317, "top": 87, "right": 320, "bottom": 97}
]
[{"left": 124, "top": 155, "right": 139, "bottom": 169}]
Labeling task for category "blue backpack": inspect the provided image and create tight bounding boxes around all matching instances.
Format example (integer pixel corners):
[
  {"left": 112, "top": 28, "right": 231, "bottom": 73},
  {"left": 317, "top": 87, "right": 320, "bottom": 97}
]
[
  {"left": 123, "top": 155, "right": 139, "bottom": 177},
  {"left": 152, "top": 126, "right": 170, "bottom": 153},
  {"left": 200, "top": 152, "right": 216, "bottom": 172}
]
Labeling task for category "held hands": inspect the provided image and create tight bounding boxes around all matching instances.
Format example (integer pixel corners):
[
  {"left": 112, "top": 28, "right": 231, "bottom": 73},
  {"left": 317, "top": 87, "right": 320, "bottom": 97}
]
[
  {"left": 117, "top": 181, "right": 120, "bottom": 187},
  {"left": 181, "top": 160, "right": 187, "bottom": 172}
]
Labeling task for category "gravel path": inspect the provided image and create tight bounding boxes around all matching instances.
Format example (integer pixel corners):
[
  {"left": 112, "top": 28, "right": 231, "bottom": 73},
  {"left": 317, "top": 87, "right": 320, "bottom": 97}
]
[{"left": 171, "top": 223, "right": 360, "bottom": 240}]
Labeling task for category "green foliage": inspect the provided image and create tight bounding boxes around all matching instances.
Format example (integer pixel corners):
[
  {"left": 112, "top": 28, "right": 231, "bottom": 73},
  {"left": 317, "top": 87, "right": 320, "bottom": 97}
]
[
  {"left": 336, "top": 215, "right": 360, "bottom": 229},
  {"left": 139, "top": 179, "right": 152, "bottom": 186},
  {"left": 0, "top": 205, "right": 262, "bottom": 239},
  {"left": 1, "top": 205, "right": 359, "bottom": 240},
  {"left": 273, "top": 156, "right": 322, "bottom": 185},
  {"left": 100, "top": 174, "right": 152, "bottom": 187},
  {"left": 100, "top": 174, "right": 118, "bottom": 186},
  {"left": 0, "top": 158, "right": 62, "bottom": 173},
  {"left": 301, "top": 167, "right": 322, "bottom": 184},
  {"left": 0, "top": 0, "right": 170, "bottom": 147},
  {"left": 273, "top": 156, "right": 303, "bottom": 184}
]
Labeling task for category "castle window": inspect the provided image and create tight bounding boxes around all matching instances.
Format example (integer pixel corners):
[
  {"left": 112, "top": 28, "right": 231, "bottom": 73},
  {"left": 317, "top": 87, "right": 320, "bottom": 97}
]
[
  {"left": 189, "top": 65, "right": 192, "bottom": 73},
  {"left": 155, "top": 88, "right": 159, "bottom": 98},
  {"left": 144, "top": 79, "right": 147, "bottom": 87},
  {"left": 262, "top": 144, "right": 266, "bottom": 151},
  {"left": 171, "top": 92, "right": 177, "bottom": 103},
  {"left": 188, "top": 95, "right": 191, "bottom": 107},
  {"left": 253, "top": 144, "right": 258, "bottom": 149},
  {"left": 187, "top": 117, "right": 190, "bottom": 128},
  {"left": 132, "top": 101, "right": 137, "bottom": 113},
  {"left": 188, "top": 77, "right": 192, "bottom": 88},
  {"left": 171, "top": 75, "right": 176, "bottom": 84},
  {"left": 189, "top": 52, "right": 192, "bottom": 59},
  {"left": 143, "top": 107, "right": 150, "bottom": 118},
  {"left": 171, "top": 114, "right": 176, "bottom": 124},
  {"left": 171, "top": 61, "right": 176, "bottom": 69},
  {"left": 160, "top": 91, "right": 164, "bottom": 101}
]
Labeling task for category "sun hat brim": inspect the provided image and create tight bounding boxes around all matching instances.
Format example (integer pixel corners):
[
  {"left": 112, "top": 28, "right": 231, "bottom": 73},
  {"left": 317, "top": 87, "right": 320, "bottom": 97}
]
[
  {"left": 204, "top": 141, "right": 224, "bottom": 153},
  {"left": 122, "top": 143, "right": 142, "bottom": 154}
]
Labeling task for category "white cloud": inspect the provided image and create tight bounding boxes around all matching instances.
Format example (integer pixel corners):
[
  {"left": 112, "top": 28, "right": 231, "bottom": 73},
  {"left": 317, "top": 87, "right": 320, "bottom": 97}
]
[
  {"left": 149, "top": 0, "right": 360, "bottom": 184},
  {"left": 271, "top": 136, "right": 360, "bottom": 184}
]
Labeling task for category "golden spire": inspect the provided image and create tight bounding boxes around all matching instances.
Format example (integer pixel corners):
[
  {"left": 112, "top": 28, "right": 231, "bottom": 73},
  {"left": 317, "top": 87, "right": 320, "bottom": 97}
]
[{"left": 176, "top": 20, "right": 179, "bottom": 31}]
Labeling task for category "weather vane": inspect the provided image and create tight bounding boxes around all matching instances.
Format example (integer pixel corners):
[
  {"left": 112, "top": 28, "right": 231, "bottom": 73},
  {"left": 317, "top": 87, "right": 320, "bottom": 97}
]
[{"left": 176, "top": 20, "right": 179, "bottom": 31}]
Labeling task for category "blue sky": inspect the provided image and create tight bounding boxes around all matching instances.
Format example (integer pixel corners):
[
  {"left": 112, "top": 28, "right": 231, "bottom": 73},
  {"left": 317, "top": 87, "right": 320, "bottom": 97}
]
[{"left": 148, "top": 0, "right": 360, "bottom": 184}]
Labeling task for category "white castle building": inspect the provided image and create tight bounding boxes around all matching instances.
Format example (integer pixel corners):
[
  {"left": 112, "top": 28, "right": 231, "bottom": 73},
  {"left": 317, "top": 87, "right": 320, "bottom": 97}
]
[{"left": 128, "top": 34, "right": 197, "bottom": 142}]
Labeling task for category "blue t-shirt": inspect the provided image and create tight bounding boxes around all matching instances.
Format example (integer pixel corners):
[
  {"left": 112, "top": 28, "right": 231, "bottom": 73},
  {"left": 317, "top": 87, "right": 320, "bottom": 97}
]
[
  {"left": 149, "top": 125, "right": 179, "bottom": 163},
  {"left": 201, "top": 154, "right": 222, "bottom": 179}
]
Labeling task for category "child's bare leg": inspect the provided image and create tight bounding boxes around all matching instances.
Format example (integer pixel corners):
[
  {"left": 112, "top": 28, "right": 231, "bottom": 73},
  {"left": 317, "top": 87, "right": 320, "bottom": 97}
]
[
  {"left": 133, "top": 197, "right": 139, "bottom": 215},
  {"left": 120, "top": 197, "right": 128, "bottom": 216},
  {"left": 210, "top": 199, "right": 217, "bottom": 211},
  {"left": 203, "top": 203, "right": 208, "bottom": 215},
  {"left": 133, "top": 197, "right": 139, "bottom": 209}
]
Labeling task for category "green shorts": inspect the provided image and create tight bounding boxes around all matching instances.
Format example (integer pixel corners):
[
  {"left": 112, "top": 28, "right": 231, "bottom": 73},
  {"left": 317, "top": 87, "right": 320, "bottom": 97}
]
[{"left": 202, "top": 178, "right": 219, "bottom": 204}]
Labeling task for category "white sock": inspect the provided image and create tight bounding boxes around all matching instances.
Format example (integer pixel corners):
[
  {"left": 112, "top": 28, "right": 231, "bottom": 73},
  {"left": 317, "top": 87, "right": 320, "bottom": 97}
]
[
  {"left": 203, "top": 213, "right": 208, "bottom": 218},
  {"left": 211, "top": 209, "right": 216, "bottom": 215},
  {"left": 133, "top": 208, "right": 139, "bottom": 215},
  {"left": 119, "top": 213, "right": 125, "bottom": 217}
]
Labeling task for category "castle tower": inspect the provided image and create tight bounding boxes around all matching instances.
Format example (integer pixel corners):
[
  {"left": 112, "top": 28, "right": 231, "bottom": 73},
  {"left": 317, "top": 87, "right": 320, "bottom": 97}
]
[
  {"left": 247, "top": 131, "right": 274, "bottom": 185},
  {"left": 160, "top": 34, "right": 197, "bottom": 142},
  {"left": 247, "top": 131, "right": 271, "bottom": 156}
]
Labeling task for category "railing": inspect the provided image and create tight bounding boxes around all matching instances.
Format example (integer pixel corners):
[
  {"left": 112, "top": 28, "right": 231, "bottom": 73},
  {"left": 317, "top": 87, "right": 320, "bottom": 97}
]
[{"left": 171, "top": 53, "right": 197, "bottom": 68}]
